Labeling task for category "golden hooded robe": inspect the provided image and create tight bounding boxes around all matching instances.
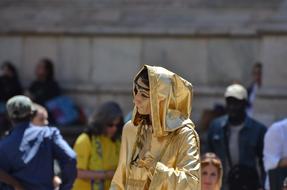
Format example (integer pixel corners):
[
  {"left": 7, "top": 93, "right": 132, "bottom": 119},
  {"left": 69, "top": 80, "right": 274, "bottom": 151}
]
[{"left": 110, "top": 65, "right": 201, "bottom": 190}]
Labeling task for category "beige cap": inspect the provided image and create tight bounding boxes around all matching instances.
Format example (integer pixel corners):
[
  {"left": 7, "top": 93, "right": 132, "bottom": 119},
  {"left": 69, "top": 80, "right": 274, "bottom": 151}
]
[
  {"left": 224, "top": 84, "right": 247, "bottom": 100},
  {"left": 6, "top": 95, "right": 33, "bottom": 119}
]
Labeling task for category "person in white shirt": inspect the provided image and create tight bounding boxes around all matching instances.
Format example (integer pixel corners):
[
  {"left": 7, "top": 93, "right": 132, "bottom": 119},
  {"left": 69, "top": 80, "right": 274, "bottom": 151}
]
[
  {"left": 264, "top": 118, "right": 287, "bottom": 190},
  {"left": 247, "top": 62, "right": 262, "bottom": 116}
]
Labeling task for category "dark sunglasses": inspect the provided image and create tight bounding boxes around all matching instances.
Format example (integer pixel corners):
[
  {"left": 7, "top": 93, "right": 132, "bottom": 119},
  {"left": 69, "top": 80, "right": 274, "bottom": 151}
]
[
  {"left": 134, "top": 80, "right": 149, "bottom": 91},
  {"left": 107, "top": 123, "right": 120, "bottom": 128}
]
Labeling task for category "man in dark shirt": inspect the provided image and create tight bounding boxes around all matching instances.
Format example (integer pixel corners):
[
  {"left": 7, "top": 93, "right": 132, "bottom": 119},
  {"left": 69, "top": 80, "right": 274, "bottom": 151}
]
[
  {"left": 0, "top": 95, "right": 77, "bottom": 190},
  {"left": 207, "top": 84, "right": 266, "bottom": 190}
]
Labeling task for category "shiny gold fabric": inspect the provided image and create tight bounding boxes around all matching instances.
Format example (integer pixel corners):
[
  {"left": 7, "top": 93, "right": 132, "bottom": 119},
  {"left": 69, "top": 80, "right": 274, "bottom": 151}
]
[{"left": 110, "top": 65, "right": 201, "bottom": 190}]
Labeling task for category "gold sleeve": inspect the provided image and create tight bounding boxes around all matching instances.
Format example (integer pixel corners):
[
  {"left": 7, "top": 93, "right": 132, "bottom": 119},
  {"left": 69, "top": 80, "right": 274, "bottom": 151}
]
[
  {"left": 149, "top": 128, "right": 201, "bottom": 190},
  {"left": 110, "top": 128, "right": 127, "bottom": 190},
  {"left": 110, "top": 122, "right": 136, "bottom": 190}
]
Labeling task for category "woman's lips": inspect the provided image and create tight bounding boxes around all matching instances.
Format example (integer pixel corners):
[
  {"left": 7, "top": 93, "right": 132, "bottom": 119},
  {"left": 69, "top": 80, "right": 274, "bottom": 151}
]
[{"left": 203, "top": 182, "right": 212, "bottom": 186}]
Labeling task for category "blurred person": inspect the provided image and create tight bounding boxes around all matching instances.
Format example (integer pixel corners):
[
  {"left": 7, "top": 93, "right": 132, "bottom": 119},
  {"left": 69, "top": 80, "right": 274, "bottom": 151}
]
[
  {"left": 31, "top": 103, "right": 49, "bottom": 126},
  {"left": 0, "top": 61, "right": 23, "bottom": 102},
  {"left": 264, "top": 118, "right": 287, "bottom": 190},
  {"left": 0, "top": 61, "right": 23, "bottom": 137},
  {"left": 31, "top": 103, "right": 63, "bottom": 190},
  {"left": 28, "top": 58, "right": 61, "bottom": 105},
  {"left": 73, "top": 101, "right": 124, "bottom": 190},
  {"left": 247, "top": 62, "right": 263, "bottom": 116},
  {"left": 0, "top": 95, "right": 76, "bottom": 190},
  {"left": 110, "top": 65, "right": 201, "bottom": 190},
  {"left": 1, "top": 102, "right": 61, "bottom": 190},
  {"left": 199, "top": 104, "right": 226, "bottom": 154},
  {"left": 201, "top": 153, "right": 223, "bottom": 190},
  {"left": 283, "top": 177, "right": 287, "bottom": 190},
  {"left": 207, "top": 84, "right": 267, "bottom": 190},
  {"left": 27, "top": 58, "right": 85, "bottom": 126}
]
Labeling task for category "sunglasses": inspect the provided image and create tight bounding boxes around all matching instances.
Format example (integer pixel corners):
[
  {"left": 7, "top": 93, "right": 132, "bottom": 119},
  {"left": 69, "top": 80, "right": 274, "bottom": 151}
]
[
  {"left": 107, "top": 122, "right": 120, "bottom": 128},
  {"left": 134, "top": 82, "right": 150, "bottom": 98}
]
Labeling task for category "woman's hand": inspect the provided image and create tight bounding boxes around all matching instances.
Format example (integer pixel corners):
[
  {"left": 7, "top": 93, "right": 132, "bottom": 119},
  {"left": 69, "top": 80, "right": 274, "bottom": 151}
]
[{"left": 53, "top": 176, "right": 62, "bottom": 188}]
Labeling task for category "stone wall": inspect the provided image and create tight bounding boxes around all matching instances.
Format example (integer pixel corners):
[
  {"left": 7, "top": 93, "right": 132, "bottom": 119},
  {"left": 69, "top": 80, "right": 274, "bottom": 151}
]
[
  {"left": 0, "top": 35, "right": 286, "bottom": 127},
  {"left": 1, "top": 0, "right": 287, "bottom": 126},
  {"left": 0, "top": 0, "right": 286, "bottom": 35}
]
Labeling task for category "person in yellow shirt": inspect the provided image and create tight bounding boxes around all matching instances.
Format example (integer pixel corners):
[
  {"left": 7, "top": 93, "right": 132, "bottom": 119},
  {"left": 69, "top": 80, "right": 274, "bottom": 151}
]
[
  {"left": 110, "top": 65, "right": 201, "bottom": 190},
  {"left": 73, "top": 102, "right": 124, "bottom": 190}
]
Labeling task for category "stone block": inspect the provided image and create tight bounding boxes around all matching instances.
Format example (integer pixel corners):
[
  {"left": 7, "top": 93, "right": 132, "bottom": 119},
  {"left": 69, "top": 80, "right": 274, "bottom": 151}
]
[
  {"left": 90, "top": 38, "right": 142, "bottom": 86},
  {"left": 206, "top": 38, "right": 259, "bottom": 86},
  {"left": 0, "top": 37, "right": 23, "bottom": 77},
  {"left": 58, "top": 37, "right": 93, "bottom": 83},
  {"left": 142, "top": 38, "right": 209, "bottom": 86},
  {"left": 22, "top": 37, "right": 59, "bottom": 83},
  {"left": 261, "top": 36, "right": 287, "bottom": 88}
]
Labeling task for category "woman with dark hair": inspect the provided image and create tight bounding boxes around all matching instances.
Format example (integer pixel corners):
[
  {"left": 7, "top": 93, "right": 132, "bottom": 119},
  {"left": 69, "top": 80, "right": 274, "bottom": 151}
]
[
  {"left": 28, "top": 58, "right": 61, "bottom": 105},
  {"left": 110, "top": 65, "right": 201, "bottom": 190},
  {"left": 0, "top": 61, "right": 23, "bottom": 137},
  {"left": 0, "top": 61, "right": 23, "bottom": 102},
  {"left": 73, "top": 101, "right": 124, "bottom": 190}
]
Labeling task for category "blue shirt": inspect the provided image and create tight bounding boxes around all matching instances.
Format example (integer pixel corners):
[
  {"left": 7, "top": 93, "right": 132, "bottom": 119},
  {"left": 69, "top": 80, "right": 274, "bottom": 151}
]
[{"left": 0, "top": 122, "right": 77, "bottom": 190}]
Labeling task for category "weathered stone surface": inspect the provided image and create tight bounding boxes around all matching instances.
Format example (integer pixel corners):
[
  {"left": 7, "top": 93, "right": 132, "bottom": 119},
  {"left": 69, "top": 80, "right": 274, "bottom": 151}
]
[
  {"left": 261, "top": 36, "right": 287, "bottom": 88},
  {"left": 0, "top": 35, "right": 286, "bottom": 123},
  {"left": 0, "top": 0, "right": 287, "bottom": 124},
  {"left": 22, "top": 37, "right": 59, "bottom": 83},
  {"left": 0, "top": 0, "right": 285, "bottom": 35},
  {"left": 58, "top": 37, "right": 93, "bottom": 83},
  {"left": 90, "top": 38, "right": 142, "bottom": 86},
  {"left": 0, "top": 37, "right": 22, "bottom": 76},
  {"left": 142, "top": 38, "right": 208, "bottom": 85},
  {"left": 206, "top": 39, "right": 259, "bottom": 86}
]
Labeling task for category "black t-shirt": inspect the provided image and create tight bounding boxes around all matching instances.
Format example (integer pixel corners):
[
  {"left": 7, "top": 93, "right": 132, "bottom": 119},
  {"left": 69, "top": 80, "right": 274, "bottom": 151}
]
[
  {"left": 29, "top": 80, "right": 61, "bottom": 105},
  {"left": 0, "top": 76, "right": 23, "bottom": 102}
]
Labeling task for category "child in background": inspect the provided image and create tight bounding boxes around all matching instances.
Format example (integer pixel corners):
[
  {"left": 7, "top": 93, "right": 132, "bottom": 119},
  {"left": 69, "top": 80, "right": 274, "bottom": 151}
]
[
  {"left": 0, "top": 103, "right": 53, "bottom": 189},
  {"left": 31, "top": 103, "right": 62, "bottom": 190},
  {"left": 31, "top": 103, "right": 49, "bottom": 126}
]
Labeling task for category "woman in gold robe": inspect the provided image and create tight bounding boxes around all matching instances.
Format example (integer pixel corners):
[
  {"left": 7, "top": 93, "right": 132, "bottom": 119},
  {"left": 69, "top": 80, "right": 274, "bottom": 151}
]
[{"left": 110, "top": 65, "right": 201, "bottom": 190}]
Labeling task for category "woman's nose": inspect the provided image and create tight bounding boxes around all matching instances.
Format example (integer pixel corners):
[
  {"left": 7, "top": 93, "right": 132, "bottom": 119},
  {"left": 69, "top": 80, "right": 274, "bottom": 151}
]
[
  {"left": 133, "top": 93, "right": 141, "bottom": 104},
  {"left": 207, "top": 175, "right": 213, "bottom": 182}
]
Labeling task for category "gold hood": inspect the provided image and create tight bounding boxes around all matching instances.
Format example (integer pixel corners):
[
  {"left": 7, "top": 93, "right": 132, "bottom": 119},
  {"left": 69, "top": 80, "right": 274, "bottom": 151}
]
[{"left": 132, "top": 65, "right": 194, "bottom": 137}]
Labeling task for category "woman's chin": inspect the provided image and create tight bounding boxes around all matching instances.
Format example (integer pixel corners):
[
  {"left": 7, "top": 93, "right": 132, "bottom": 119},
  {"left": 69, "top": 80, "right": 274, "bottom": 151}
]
[
  {"left": 136, "top": 107, "right": 151, "bottom": 115},
  {"left": 202, "top": 184, "right": 213, "bottom": 190}
]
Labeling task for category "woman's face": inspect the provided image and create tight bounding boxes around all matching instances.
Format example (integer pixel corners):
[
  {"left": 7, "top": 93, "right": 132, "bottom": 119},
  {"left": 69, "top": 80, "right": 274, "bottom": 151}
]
[
  {"left": 133, "top": 78, "right": 151, "bottom": 115},
  {"left": 32, "top": 109, "right": 49, "bottom": 126},
  {"left": 1, "top": 66, "right": 14, "bottom": 78},
  {"left": 104, "top": 117, "right": 121, "bottom": 139},
  {"left": 202, "top": 164, "right": 219, "bottom": 190},
  {"left": 35, "top": 62, "right": 47, "bottom": 80}
]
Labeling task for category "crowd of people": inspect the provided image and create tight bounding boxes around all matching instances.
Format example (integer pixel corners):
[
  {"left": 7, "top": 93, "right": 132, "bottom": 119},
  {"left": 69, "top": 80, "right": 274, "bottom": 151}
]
[
  {"left": 0, "top": 61, "right": 286, "bottom": 190},
  {"left": 0, "top": 58, "right": 85, "bottom": 138}
]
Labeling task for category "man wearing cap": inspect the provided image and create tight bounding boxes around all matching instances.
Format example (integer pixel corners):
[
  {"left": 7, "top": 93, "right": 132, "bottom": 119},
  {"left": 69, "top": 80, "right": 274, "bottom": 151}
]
[
  {"left": 207, "top": 84, "right": 267, "bottom": 190},
  {"left": 0, "top": 95, "right": 77, "bottom": 190}
]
